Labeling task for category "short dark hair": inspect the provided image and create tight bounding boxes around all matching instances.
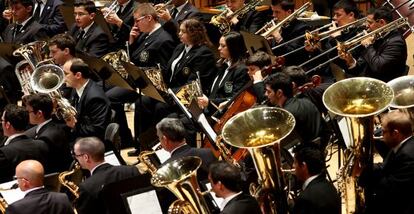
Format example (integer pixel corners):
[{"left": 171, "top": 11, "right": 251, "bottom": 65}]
[
  {"left": 333, "top": 0, "right": 360, "bottom": 18},
  {"left": 245, "top": 51, "right": 272, "bottom": 69},
  {"left": 383, "top": 110, "right": 413, "bottom": 137},
  {"left": 3, "top": 104, "right": 29, "bottom": 131},
  {"left": 209, "top": 161, "right": 242, "bottom": 192},
  {"left": 373, "top": 7, "right": 393, "bottom": 23},
  {"left": 68, "top": 58, "right": 91, "bottom": 79},
  {"left": 282, "top": 66, "right": 309, "bottom": 87},
  {"left": 264, "top": 72, "right": 293, "bottom": 98},
  {"left": 49, "top": 34, "right": 76, "bottom": 56},
  {"left": 293, "top": 144, "right": 325, "bottom": 176},
  {"left": 75, "top": 137, "right": 105, "bottom": 161},
  {"left": 223, "top": 31, "right": 247, "bottom": 63},
  {"left": 25, "top": 93, "right": 53, "bottom": 119},
  {"left": 271, "top": 0, "right": 295, "bottom": 11},
  {"left": 74, "top": 0, "right": 96, "bottom": 14},
  {"left": 156, "top": 118, "right": 186, "bottom": 142},
  {"left": 11, "top": 0, "right": 33, "bottom": 9}
]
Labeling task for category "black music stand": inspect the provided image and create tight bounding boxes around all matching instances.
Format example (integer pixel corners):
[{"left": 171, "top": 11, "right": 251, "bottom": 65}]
[{"left": 240, "top": 31, "right": 273, "bottom": 56}]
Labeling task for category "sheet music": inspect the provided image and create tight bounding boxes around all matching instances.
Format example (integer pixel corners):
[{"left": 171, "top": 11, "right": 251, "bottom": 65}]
[
  {"left": 0, "top": 180, "right": 24, "bottom": 204},
  {"left": 153, "top": 143, "right": 171, "bottom": 164},
  {"left": 105, "top": 151, "right": 121, "bottom": 166},
  {"left": 126, "top": 190, "right": 162, "bottom": 214},
  {"left": 198, "top": 113, "right": 217, "bottom": 142},
  {"left": 338, "top": 117, "right": 352, "bottom": 148},
  {"left": 205, "top": 183, "right": 224, "bottom": 208}
]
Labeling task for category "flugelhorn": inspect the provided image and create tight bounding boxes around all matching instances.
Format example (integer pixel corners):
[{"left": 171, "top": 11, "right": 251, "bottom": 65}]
[
  {"left": 222, "top": 107, "right": 295, "bottom": 214},
  {"left": 258, "top": 1, "right": 311, "bottom": 38}
]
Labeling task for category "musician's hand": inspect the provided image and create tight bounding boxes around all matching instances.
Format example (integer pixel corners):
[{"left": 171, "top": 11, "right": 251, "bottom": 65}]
[
  {"left": 105, "top": 12, "right": 123, "bottom": 27},
  {"left": 304, "top": 39, "right": 318, "bottom": 52},
  {"left": 329, "top": 21, "right": 341, "bottom": 38},
  {"left": 338, "top": 49, "right": 355, "bottom": 67},
  {"left": 218, "top": 101, "right": 228, "bottom": 110},
  {"left": 157, "top": 8, "right": 172, "bottom": 21},
  {"left": 361, "top": 36, "right": 374, "bottom": 47},
  {"left": 129, "top": 26, "right": 140, "bottom": 44},
  {"left": 247, "top": 65, "right": 263, "bottom": 82},
  {"left": 2, "top": 9, "right": 12, "bottom": 20},
  {"left": 197, "top": 95, "right": 209, "bottom": 109},
  {"left": 65, "top": 116, "right": 77, "bottom": 129},
  {"left": 271, "top": 28, "right": 283, "bottom": 43},
  {"left": 230, "top": 16, "right": 239, "bottom": 25}
]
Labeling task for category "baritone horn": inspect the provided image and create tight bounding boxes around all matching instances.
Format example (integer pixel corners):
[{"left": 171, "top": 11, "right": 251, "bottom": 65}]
[
  {"left": 151, "top": 156, "right": 211, "bottom": 214},
  {"left": 387, "top": 75, "right": 414, "bottom": 121},
  {"left": 31, "top": 64, "right": 77, "bottom": 121},
  {"left": 323, "top": 77, "right": 393, "bottom": 214},
  {"left": 222, "top": 107, "right": 295, "bottom": 214}
]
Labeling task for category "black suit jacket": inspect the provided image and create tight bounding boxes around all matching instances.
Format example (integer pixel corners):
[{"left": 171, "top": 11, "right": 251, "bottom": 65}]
[
  {"left": 69, "top": 22, "right": 110, "bottom": 58},
  {"left": 165, "top": 43, "right": 217, "bottom": 94},
  {"left": 2, "top": 18, "right": 48, "bottom": 44},
  {"left": 345, "top": 30, "right": 407, "bottom": 82},
  {"left": 69, "top": 80, "right": 111, "bottom": 141},
  {"left": 35, "top": 0, "right": 66, "bottom": 35},
  {"left": 365, "top": 136, "right": 414, "bottom": 214},
  {"left": 293, "top": 174, "right": 340, "bottom": 214},
  {"left": 6, "top": 188, "right": 74, "bottom": 214},
  {"left": 108, "top": 0, "right": 138, "bottom": 51},
  {"left": 75, "top": 163, "right": 140, "bottom": 214},
  {"left": 165, "top": 144, "right": 217, "bottom": 181},
  {"left": 24, "top": 120, "right": 72, "bottom": 173},
  {"left": 130, "top": 26, "right": 177, "bottom": 70},
  {"left": 221, "top": 193, "right": 261, "bottom": 214},
  {"left": 209, "top": 63, "right": 250, "bottom": 107},
  {"left": 0, "top": 135, "right": 48, "bottom": 182},
  {"left": 234, "top": 10, "right": 266, "bottom": 34}
]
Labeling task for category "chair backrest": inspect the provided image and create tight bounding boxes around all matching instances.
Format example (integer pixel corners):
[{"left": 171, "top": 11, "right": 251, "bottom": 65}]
[{"left": 105, "top": 122, "right": 121, "bottom": 152}]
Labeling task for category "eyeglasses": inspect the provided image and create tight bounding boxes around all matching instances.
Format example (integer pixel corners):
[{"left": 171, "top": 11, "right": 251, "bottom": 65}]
[
  {"left": 135, "top": 16, "right": 147, "bottom": 23},
  {"left": 71, "top": 150, "right": 85, "bottom": 158}
]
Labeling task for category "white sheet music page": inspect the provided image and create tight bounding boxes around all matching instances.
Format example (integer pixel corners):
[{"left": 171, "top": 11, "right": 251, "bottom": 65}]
[
  {"left": 198, "top": 113, "right": 217, "bottom": 142},
  {"left": 152, "top": 143, "right": 171, "bottom": 164},
  {"left": 0, "top": 180, "right": 24, "bottom": 204},
  {"left": 127, "top": 189, "right": 162, "bottom": 214}
]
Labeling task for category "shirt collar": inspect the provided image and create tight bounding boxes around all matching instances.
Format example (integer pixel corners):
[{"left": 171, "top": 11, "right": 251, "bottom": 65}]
[
  {"left": 4, "top": 133, "right": 25, "bottom": 146},
  {"left": 90, "top": 162, "right": 107, "bottom": 175},
  {"left": 35, "top": 119, "right": 52, "bottom": 134},
  {"left": 119, "top": 0, "right": 130, "bottom": 8},
  {"left": 18, "top": 16, "right": 32, "bottom": 27},
  {"left": 302, "top": 174, "right": 320, "bottom": 190},
  {"left": 170, "top": 143, "right": 186, "bottom": 155},
  {"left": 76, "top": 79, "right": 90, "bottom": 98},
  {"left": 393, "top": 136, "right": 413, "bottom": 153},
  {"left": 220, "top": 191, "right": 242, "bottom": 211},
  {"left": 175, "top": 1, "right": 188, "bottom": 14},
  {"left": 82, "top": 22, "right": 94, "bottom": 34},
  {"left": 148, "top": 23, "right": 161, "bottom": 36},
  {"left": 23, "top": 186, "right": 45, "bottom": 197}
]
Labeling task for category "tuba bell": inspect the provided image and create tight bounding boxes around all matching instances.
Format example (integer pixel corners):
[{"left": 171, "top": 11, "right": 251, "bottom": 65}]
[
  {"left": 323, "top": 77, "right": 393, "bottom": 214},
  {"left": 387, "top": 75, "right": 414, "bottom": 121},
  {"left": 222, "top": 107, "right": 295, "bottom": 214},
  {"left": 30, "top": 64, "right": 77, "bottom": 120},
  {"left": 151, "top": 156, "right": 211, "bottom": 214}
]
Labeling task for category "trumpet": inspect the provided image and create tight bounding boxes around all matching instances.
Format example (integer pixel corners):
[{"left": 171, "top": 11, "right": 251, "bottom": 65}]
[{"left": 154, "top": 0, "right": 173, "bottom": 13}]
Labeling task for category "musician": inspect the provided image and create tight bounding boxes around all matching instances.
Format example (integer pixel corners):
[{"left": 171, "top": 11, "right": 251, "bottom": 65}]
[
  {"left": 0, "top": 104, "right": 48, "bottom": 182},
  {"left": 156, "top": 0, "right": 200, "bottom": 25},
  {"left": 69, "top": 0, "right": 110, "bottom": 58},
  {"left": 5, "top": 160, "right": 74, "bottom": 214},
  {"left": 292, "top": 144, "right": 340, "bottom": 214},
  {"left": 102, "top": 0, "right": 138, "bottom": 51},
  {"left": 208, "top": 161, "right": 260, "bottom": 214},
  {"left": 338, "top": 7, "right": 408, "bottom": 82},
  {"left": 360, "top": 111, "right": 414, "bottom": 214},
  {"left": 197, "top": 31, "right": 250, "bottom": 114},
  {"left": 63, "top": 58, "right": 111, "bottom": 143},
  {"left": 2, "top": 0, "right": 48, "bottom": 44},
  {"left": 157, "top": 118, "right": 217, "bottom": 180},
  {"left": 48, "top": 33, "right": 76, "bottom": 66},
  {"left": 224, "top": 0, "right": 266, "bottom": 33},
  {"left": 73, "top": 137, "right": 140, "bottom": 214},
  {"left": 246, "top": 50, "right": 273, "bottom": 104},
  {"left": 24, "top": 93, "right": 72, "bottom": 174},
  {"left": 129, "top": 3, "right": 177, "bottom": 69},
  {"left": 264, "top": 72, "right": 324, "bottom": 143},
  {"left": 270, "top": 0, "right": 310, "bottom": 66}
]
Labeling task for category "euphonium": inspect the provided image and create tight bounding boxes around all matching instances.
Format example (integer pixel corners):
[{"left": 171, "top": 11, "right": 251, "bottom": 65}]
[
  {"left": 151, "top": 156, "right": 211, "bottom": 214},
  {"left": 59, "top": 162, "right": 81, "bottom": 199},
  {"left": 31, "top": 64, "right": 77, "bottom": 121},
  {"left": 323, "top": 77, "right": 393, "bottom": 214},
  {"left": 258, "top": 1, "right": 311, "bottom": 38},
  {"left": 222, "top": 107, "right": 295, "bottom": 214},
  {"left": 387, "top": 75, "right": 414, "bottom": 122},
  {"left": 210, "top": 0, "right": 264, "bottom": 35},
  {"left": 102, "top": 49, "right": 130, "bottom": 79}
]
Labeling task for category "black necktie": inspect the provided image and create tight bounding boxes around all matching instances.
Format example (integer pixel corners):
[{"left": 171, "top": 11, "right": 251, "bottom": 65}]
[
  {"left": 13, "top": 24, "right": 22, "bottom": 39},
  {"left": 73, "top": 93, "right": 80, "bottom": 110},
  {"left": 171, "top": 8, "right": 178, "bottom": 19},
  {"left": 33, "top": 0, "right": 42, "bottom": 20},
  {"left": 117, "top": 4, "right": 123, "bottom": 16},
  {"left": 77, "top": 30, "right": 85, "bottom": 41}
]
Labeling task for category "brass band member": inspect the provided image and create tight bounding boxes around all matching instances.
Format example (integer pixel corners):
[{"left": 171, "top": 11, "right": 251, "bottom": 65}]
[
  {"left": 208, "top": 161, "right": 260, "bottom": 214},
  {"left": 73, "top": 137, "right": 140, "bottom": 214},
  {"left": 224, "top": 0, "right": 266, "bottom": 33},
  {"left": 359, "top": 111, "right": 414, "bottom": 214},
  {"left": 338, "top": 7, "right": 408, "bottom": 82},
  {"left": 5, "top": 160, "right": 74, "bottom": 214},
  {"left": 1, "top": 0, "right": 48, "bottom": 44},
  {"left": 292, "top": 144, "right": 340, "bottom": 214},
  {"left": 246, "top": 50, "right": 273, "bottom": 104},
  {"left": 156, "top": 0, "right": 200, "bottom": 25},
  {"left": 69, "top": 0, "right": 110, "bottom": 58},
  {"left": 48, "top": 33, "right": 76, "bottom": 66}
]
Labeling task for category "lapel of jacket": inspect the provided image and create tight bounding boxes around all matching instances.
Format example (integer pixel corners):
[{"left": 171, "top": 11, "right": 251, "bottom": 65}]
[
  {"left": 77, "top": 81, "right": 92, "bottom": 114},
  {"left": 39, "top": 0, "right": 53, "bottom": 23},
  {"left": 135, "top": 28, "right": 160, "bottom": 54},
  {"left": 170, "top": 44, "right": 187, "bottom": 80},
  {"left": 14, "top": 18, "right": 34, "bottom": 42},
  {"left": 175, "top": 3, "right": 190, "bottom": 21}
]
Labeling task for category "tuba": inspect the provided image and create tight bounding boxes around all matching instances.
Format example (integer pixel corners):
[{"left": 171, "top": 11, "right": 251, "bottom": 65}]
[
  {"left": 387, "top": 75, "right": 414, "bottom": 121},
  {"left": 210, "top": 0, "right": 264, "bottom": 35},
  {"left": 222, "top": 107, "right": 295, "bottom": 214},
  {"left": 323, "top": 77, "right": 393, "bottom": 214},
  {"left": 151, "top": 156, "right": 211, "bottom": 214},
  {"left": 31, "top": 64, "right": 77, "bottom": 121}
]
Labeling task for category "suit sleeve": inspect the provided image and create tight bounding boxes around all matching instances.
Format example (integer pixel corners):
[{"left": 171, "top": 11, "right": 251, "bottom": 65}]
[
  {"left": 42, "top": 3, "right": 66, "bottom": 35},
  {"left": 191, "top": 48, "right": 217, "bottom": 94},
  {"left": 87, "top": 33, "right": 110, "bottom": 58},
  {"left": 75, "top": 97, "right": 109, "bottom": 138}
]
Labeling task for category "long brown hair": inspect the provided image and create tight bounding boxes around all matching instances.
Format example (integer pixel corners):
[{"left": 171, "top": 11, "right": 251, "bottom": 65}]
[{"left": 180, "top": 19, "right": 212, "bottom": 47}]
